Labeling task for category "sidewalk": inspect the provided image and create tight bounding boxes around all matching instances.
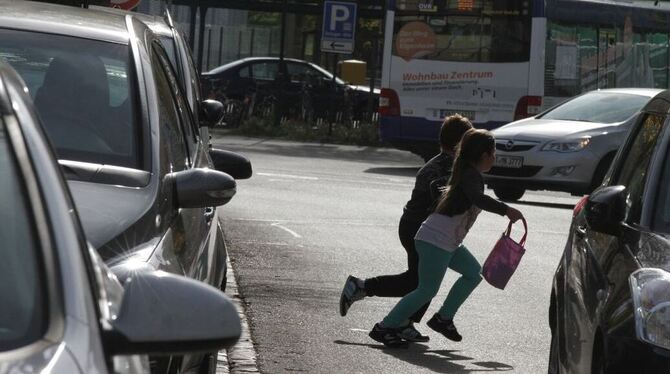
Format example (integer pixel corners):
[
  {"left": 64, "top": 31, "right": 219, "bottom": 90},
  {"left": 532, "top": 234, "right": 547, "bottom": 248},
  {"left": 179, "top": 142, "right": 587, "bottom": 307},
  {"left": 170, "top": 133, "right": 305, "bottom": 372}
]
[{"left": 216, "top": 256, "right": 260, "bottom": 374}]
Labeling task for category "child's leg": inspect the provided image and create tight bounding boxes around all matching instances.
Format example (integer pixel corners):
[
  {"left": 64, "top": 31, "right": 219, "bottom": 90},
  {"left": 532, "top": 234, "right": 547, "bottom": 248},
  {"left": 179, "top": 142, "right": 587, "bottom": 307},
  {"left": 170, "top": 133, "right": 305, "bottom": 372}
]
[
  {"left": 437, "top": 245, "right": 483, "bottom": 319},
  {"left": 382, "top": 240, "right": 452, "bottom": 328}
]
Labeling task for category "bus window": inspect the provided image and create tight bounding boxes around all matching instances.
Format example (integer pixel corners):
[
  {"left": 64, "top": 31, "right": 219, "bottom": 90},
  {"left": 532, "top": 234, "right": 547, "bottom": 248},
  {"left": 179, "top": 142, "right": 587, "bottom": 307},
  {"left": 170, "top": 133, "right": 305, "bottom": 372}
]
[{"left": 393, "top": 0, "right": 532, "bottom": 63}]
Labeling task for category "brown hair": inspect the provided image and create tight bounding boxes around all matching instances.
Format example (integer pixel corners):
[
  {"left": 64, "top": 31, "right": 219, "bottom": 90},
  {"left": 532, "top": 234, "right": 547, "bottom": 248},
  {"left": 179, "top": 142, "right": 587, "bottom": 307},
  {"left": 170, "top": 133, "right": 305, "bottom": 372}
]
[
  {"left": 435, "top": 129, "right": 495, "bottom": 214},
  {"left": 440, "top": 114, "right": 473, "bottom": 151}
]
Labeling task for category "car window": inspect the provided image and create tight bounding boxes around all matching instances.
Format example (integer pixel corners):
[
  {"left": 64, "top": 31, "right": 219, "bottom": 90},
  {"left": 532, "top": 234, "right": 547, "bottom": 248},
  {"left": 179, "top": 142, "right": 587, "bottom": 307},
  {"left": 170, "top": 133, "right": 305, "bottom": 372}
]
[
  {"left": 179, "top": 33, "right": 202, "bottom": 113},
  {"left": 158, "top": 36, "right": 179, "bottom": 77},
  {"left": 153, "top": 43, "right": 197, "bottom": 158},
  {"left": 152, "top": 47, "right": 188, "bottom": 173},
  {"left": 251, "top": 62, "right": 279, "bottom": 81},
  {"left": 0, "top": 123, "right": 46, "bottom": 352},
  {"left": 238, "top": 66, "right": 250, "bottom": 78},
  {"left": 615, "top": 113, "right": 664, "bottom": 224},
  {"left": 0, "top": 29, "right": 143, "bottom": 170},
  {"left": 286, "top": 63, "right": 313, "bottom": 82},
  {"left": 539, "top": 92, "right": 650, "bottom": 124}
]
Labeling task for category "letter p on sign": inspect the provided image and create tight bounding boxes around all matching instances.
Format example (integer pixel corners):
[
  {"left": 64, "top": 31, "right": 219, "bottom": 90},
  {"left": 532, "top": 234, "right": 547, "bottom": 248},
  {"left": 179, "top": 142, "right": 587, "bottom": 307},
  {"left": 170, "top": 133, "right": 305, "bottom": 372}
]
[{"left": 331, "top": 5, "right": 350, "bottom": 30}]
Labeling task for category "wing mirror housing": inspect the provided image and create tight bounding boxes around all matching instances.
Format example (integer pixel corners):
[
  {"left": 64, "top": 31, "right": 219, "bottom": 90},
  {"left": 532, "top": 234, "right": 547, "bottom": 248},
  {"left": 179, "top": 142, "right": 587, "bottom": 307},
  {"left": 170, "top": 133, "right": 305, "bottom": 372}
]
[
  {"left": 209, "top": 149, "right": 252, "bottom": 180},
  {"left": 104, "top": 271, "right": 241, "bottom": 355},
  {"left": 201, "top": 99, "right": 224, "bottom": 127},
  {"left": 173, "top": 168, "right": 236, "bottom": 208},
  {"left": 585, "top": 185, "right": 626, "bottom": 236}
]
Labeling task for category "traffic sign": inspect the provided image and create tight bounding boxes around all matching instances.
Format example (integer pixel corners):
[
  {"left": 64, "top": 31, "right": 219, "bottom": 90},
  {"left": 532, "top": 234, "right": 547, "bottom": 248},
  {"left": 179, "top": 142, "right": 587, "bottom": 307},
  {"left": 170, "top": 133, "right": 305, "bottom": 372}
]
[
  {"left": 110, "top": 0, "right": 141, "bottom": 10},
  {"left": 321, "top": 1, "right": 357, "bottom": 54}
]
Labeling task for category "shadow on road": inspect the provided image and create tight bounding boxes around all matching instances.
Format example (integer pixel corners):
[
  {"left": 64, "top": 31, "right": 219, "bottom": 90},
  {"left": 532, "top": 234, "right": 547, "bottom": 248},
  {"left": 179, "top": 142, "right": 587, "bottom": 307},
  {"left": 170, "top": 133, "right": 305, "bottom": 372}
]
[
  {"left": 511, "top": 200, "right": 575, "bottom": 210},
  {"left": 364, "top": 167, "right": 420, "bottom": 177},
  {"left": 334, "top": 340, "right": 514, "bottom": 373}
]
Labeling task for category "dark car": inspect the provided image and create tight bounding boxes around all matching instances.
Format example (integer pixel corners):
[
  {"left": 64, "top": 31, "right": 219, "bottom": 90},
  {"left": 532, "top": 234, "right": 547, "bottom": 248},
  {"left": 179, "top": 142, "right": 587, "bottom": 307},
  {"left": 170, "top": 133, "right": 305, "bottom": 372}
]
[
  {"left": 549, "top": 91, "right": 670, "bottom": 373},
  {"left": 201, "top": 57, "right": 379, "bottom": 124},
  {"left": 0, "top": 1, "right": 250, "bottom": 372},
  {"left": 0, "top": 60, "right": 240, "bottom": 373}
]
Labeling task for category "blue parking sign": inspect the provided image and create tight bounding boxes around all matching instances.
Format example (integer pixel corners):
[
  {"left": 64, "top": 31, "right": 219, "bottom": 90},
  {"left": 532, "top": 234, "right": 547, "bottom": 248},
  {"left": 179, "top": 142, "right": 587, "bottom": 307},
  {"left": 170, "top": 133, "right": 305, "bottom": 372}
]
[{"left": 321, "top": 1, "right": 357, "bottom": 54}]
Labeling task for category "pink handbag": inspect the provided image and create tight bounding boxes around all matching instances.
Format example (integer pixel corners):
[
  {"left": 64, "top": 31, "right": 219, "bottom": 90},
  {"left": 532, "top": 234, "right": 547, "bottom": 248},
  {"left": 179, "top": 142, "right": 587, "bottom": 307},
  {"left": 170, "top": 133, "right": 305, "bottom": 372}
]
[{"left": 482, "top": 218, "right": 527, "bottom": 290}]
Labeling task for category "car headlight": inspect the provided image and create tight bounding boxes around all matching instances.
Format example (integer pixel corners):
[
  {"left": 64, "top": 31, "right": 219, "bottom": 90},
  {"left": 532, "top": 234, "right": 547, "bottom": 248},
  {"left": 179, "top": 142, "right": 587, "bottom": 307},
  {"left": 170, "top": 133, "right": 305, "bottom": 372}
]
[
  {"left": 541, "top": 137, "right": 591, "bottom": 152},
  {"left": 630, "top": 268, "right": 670, "bottom": 350}
]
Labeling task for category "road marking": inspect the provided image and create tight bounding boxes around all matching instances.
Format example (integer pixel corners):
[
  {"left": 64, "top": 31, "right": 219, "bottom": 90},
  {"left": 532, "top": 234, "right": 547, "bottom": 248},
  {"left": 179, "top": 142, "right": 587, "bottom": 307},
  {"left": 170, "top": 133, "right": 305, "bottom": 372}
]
[
  {"left": 271, "top": 222, "right": 302, "bottom": 238},
  {"left": 257, "top": 172, "right": 318, "bottom": 180},
  {"left": 350, "top": 328, "right": 369, "bottom": 333}
]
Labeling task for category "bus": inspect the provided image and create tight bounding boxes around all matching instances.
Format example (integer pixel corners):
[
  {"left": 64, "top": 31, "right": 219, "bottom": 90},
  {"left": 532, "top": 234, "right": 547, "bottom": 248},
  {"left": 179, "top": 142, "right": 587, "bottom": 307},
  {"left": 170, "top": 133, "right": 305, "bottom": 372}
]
[{"left": 378, "top": 0, "right": 670, "bottom": 160}]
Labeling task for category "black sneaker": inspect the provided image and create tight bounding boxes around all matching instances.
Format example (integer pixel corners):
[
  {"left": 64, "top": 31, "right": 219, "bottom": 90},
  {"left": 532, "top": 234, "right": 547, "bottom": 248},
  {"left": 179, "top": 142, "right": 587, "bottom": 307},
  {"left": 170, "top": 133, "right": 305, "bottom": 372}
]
[
  {"left": 398, "top": 323, "right": 430, "bottom": 342},
  {"left": 427, "top": 314, "right": 462, "bottom": 342},
  {"left": 339, "top": 275, "right": 365, "bottom": 316},
  {"left": 369, "top": 323, "right": 409, "bottom": 348}
]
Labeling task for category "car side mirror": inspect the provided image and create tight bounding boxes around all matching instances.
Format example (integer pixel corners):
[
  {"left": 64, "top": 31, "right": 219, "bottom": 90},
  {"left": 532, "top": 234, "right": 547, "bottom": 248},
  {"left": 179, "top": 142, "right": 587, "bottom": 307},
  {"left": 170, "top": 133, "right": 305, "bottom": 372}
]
[
  {"left": 209, "top": 148, "right": 252, "bottom": 179},
  {"left": 104, "top": 271, "right": 241, "bottom": 355},
  {"left": 585, "top": 185, "right": 626, "bottom": 236},
  {"left": 201, "top": 99, "right": 224, "bottom": 127},
  {"left": 173, "top": 168, "right": 236, "bottom": 208}
]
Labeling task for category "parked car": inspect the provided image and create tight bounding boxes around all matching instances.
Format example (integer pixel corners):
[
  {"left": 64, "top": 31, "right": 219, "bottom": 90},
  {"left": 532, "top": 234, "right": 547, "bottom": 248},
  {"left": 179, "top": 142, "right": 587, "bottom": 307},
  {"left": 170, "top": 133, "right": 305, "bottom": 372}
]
[
  {"left": 201, "top": 57, "right": 379, "bottom": 124},
  {"left": 0, "top": 60, "right": 240, "bottom": 373},
  {"left": 485, "top": 88, "right": 662, "bottom": 201},
  {"left": 0, "top": 1, "right": 250, "bottom": 372},
  {"left": 548, "top": 91, "right": 670, "bottom": 373}
]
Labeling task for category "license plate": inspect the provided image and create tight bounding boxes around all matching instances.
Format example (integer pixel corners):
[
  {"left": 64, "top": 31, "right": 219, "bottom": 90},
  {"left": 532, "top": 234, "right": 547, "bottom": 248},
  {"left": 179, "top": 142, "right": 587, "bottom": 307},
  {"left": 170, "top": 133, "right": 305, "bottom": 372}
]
[
  {"left": 495, "top": 156, "right": 523, "bottom": 169},
  {"left": 439, "top": 109, "right": 475, "bottom": 120}
]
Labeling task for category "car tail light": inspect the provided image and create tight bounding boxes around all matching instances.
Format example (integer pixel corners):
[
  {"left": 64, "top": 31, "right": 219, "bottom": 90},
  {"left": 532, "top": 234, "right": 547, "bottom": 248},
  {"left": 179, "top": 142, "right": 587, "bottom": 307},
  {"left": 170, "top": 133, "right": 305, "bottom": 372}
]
[
  {"left": 573, "top": 195, "right": 589, "bottom": 217},
  {"left": 514, "top": 96, "right": 542, "bottom": 120},
  {"left": 378, "top": 88, "right": 400, "bottom": 117}
]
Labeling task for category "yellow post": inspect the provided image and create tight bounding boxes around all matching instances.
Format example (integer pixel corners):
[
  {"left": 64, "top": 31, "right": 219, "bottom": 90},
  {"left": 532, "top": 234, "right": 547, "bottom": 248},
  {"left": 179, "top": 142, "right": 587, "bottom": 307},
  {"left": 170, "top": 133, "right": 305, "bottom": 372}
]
[{"left": 338, "top": 60, "right": 367, "bottom": 86}]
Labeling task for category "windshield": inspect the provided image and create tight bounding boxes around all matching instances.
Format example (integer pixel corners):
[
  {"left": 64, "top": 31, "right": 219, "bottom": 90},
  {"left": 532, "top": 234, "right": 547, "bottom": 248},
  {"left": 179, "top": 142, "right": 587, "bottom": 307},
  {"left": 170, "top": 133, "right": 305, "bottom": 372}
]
[
  {"left": 540, "top": 92, "right": 651, "bottom": 124},
  {"left": 0, "top": 124, "right": 46, "bottom": 352},
  {"left": 0, "top": 29, "right": 144, "bottom": 170},
  {"left": 393, "top": 0, "right": 532, "bottom": 63}
]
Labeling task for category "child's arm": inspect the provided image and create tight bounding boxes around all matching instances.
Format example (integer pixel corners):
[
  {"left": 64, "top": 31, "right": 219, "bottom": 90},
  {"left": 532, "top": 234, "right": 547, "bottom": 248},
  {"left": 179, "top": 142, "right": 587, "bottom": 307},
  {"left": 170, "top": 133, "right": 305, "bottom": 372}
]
[{"left": 460, "top": 167, "right": 508, "bottom": 216}]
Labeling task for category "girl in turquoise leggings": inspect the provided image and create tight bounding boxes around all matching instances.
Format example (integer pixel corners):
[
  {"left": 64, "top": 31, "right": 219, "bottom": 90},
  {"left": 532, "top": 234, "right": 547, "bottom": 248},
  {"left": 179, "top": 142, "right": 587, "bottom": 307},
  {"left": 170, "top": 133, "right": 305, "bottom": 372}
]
[{"left": 369, "top": 129, "right": 524, "bottom": 347}]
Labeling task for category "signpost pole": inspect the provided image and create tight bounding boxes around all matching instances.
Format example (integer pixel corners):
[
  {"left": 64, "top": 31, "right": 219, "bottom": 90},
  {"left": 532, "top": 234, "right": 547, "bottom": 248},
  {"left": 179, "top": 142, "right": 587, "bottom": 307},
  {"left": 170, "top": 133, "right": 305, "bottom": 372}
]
[{"left": 274, "top": 0, "right": 288, "bottom": 127}]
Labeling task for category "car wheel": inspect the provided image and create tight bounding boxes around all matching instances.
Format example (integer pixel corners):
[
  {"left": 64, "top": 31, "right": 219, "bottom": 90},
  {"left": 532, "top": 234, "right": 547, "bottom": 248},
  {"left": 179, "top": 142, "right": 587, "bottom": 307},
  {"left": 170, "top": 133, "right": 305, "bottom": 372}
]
[{"left": 493, "top": 186, "right": 525, "bottom": 201}]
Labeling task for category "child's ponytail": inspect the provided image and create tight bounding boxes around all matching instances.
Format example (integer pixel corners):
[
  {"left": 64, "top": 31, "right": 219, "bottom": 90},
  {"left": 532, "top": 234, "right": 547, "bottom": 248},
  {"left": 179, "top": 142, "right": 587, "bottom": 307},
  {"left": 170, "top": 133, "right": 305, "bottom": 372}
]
[{"left": 435, "top": 129, "right": 495, "bottom": 214}]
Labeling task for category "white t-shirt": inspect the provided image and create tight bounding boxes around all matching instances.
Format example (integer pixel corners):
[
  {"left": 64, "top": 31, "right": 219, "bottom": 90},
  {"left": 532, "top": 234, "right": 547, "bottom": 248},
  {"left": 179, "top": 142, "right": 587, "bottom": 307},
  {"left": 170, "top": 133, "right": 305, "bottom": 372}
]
[{"left": 414, "top": 206, "right": 482, "bottom": 252}]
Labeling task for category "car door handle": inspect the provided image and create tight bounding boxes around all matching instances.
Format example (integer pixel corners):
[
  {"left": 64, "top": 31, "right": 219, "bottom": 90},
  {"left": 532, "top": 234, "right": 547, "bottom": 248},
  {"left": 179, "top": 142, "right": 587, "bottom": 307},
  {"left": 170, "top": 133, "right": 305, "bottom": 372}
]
[{"left": 204, "top": 207, "right": 215, "bottom": 222}]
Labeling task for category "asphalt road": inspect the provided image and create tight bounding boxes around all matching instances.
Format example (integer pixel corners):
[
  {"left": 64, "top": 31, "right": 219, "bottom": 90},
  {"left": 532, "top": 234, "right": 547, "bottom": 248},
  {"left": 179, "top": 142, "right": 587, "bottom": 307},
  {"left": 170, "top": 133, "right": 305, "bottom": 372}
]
[{"left": 213, "top": 133, "right": 579, "bottom": 374}]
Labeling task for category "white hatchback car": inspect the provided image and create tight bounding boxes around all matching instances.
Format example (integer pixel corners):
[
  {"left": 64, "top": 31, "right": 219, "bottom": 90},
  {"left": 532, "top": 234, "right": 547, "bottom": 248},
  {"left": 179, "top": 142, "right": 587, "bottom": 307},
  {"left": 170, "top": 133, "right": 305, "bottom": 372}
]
[{"left": 485, "top": 88, "right": 662, "bottom": 201}]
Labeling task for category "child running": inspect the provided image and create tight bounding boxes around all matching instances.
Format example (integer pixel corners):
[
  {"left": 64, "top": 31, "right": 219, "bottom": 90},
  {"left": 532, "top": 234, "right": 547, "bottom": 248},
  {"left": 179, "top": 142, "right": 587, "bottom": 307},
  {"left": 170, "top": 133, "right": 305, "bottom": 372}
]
[
  {"left": 369, "top": 129, "right": 524, "bottom": 347},
  {"left": 339, "top": 115, "right": 473, "bottom": 342}
]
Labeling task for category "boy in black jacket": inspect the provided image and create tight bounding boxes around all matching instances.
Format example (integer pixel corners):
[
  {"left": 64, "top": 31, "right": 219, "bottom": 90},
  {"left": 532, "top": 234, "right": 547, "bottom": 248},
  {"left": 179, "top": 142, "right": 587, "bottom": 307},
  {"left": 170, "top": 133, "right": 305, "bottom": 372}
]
[{"left": 339, "top": 114, "right": 473, "bottom": 342}]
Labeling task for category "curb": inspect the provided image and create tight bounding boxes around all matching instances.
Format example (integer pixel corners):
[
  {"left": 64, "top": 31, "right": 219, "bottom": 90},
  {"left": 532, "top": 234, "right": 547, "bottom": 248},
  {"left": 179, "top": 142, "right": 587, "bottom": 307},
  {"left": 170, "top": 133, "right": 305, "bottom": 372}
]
[{"left": 216, "top": 256, "right": 260, "bottom": 374}]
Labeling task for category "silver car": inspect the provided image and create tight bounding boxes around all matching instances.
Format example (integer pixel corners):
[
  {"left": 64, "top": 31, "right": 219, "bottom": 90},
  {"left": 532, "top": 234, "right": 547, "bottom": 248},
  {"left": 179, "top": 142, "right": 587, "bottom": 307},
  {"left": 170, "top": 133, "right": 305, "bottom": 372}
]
[
  {"left": 485, "top": 88, "right": 662, "bottom": 201},
  {"left": 0, "top": 61, "right": 241, "bottom": 373}
]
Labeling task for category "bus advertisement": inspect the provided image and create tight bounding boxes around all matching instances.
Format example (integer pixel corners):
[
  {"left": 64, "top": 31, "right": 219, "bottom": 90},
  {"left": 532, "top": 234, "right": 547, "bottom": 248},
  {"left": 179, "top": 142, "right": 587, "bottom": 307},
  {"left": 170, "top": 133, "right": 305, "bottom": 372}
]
[{"left": 379, "top": 0, "right": 670, "bottom": 160}]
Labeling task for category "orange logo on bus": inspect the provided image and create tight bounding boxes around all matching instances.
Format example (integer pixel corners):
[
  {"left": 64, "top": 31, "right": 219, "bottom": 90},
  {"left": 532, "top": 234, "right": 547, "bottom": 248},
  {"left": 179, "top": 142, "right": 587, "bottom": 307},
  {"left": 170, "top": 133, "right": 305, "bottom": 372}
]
[{"left": 395, "top": 22, "right": 437, "bottom": 61}]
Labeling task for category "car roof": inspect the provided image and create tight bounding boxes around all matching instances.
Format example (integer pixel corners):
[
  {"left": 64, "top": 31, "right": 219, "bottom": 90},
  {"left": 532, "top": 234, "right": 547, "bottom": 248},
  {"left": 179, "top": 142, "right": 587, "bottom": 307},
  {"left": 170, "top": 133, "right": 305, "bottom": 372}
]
[
  {"left": 0, "top": 0, "right": 130, "bottom": 44},
  {"left": 90, "top": 5, "right": 173, "bottom": 37},
  {"left": 589, "top": 87, "right": 665, "bottom": 97},
  {"left": 204, "top": 57, "right": 312, "bottom": 75}
]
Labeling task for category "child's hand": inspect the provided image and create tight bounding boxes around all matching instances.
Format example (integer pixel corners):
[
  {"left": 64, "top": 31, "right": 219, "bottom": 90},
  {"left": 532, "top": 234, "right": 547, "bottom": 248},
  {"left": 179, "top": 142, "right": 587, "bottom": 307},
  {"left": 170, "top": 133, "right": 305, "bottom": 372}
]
[{"left": 506, "top": 207, "right": 524, "bottom": 223}]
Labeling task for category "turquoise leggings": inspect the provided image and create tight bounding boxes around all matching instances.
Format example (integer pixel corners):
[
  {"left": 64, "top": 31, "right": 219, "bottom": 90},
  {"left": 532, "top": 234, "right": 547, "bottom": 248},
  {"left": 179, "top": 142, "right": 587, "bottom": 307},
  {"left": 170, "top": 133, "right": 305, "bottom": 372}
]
[{"left": 383, "top": 240, "right": 482, "bottom": 328}]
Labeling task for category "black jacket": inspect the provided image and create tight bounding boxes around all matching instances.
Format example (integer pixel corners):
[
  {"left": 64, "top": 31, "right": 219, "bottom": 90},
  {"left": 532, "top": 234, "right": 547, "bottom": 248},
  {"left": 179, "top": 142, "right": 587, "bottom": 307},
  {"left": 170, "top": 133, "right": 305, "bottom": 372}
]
[
  {"left": 440, "top": 164, "right": 508, "bottom": 217},
  {"left": 402, "top": 153, "right": 454, "bottom": 223}
]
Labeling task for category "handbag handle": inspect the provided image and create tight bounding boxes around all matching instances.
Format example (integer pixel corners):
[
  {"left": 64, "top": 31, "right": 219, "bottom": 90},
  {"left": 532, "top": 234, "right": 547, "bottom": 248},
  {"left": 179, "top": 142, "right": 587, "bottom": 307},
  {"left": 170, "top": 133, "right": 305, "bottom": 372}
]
[{"left": 504, "top": 218, "right": 528, "bottom": 247}]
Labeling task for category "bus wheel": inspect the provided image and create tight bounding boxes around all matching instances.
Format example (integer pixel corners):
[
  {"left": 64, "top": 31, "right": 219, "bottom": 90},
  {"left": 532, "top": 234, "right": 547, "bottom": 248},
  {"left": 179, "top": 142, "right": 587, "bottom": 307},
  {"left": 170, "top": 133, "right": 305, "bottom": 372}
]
[{"left": 493, "top": 186, "right": 525, "bottom": 202}]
